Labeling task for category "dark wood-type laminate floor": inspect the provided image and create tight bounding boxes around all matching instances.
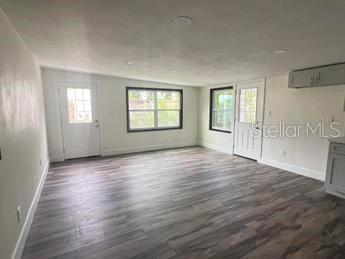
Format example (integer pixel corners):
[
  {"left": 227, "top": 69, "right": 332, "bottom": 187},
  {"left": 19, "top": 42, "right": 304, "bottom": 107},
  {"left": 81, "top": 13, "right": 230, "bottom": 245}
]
[{"left": 23, "top": 147, "right": 345, "bottom": 259}]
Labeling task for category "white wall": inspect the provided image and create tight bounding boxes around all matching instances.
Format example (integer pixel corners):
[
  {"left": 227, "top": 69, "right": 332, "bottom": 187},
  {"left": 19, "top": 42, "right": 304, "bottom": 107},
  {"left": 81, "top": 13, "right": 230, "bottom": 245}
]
[
  {"left": 198, "top": 85, "right": 234, "bottom": 154},
  {"left": 0, "top": 9, "right": 48, "bottom": 259},
  {"left": 260, "top": 75, "right": 345, "bottom": 181},
  {"left": 198, "top": 74, "right": 345, "bottom": 181},
  {"left": 42, "top": 68, "right": 199, "bottom": 161}
]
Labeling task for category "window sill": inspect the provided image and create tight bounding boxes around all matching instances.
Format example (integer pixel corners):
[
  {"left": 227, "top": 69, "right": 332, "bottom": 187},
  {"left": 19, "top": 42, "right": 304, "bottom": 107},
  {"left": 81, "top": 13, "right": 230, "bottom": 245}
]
[{"left": 209, "top": 128, "right": 232, "bottom": 134}]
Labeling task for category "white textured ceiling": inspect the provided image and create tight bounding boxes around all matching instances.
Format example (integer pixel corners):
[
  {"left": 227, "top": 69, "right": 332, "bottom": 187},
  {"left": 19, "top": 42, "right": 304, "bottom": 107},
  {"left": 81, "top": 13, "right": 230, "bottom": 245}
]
[{"left": 1, "top": 0, "right": 345, "bottom": 86}]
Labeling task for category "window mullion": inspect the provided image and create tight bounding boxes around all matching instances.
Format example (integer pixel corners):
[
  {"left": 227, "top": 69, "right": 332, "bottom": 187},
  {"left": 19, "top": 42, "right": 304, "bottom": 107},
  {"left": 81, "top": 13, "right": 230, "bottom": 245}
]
[
  {"left": 223, "top": 109, "right": 226, "bottom": 129},
  {"left": 154, "top": 91, "right": 158, "bottom": 128}
]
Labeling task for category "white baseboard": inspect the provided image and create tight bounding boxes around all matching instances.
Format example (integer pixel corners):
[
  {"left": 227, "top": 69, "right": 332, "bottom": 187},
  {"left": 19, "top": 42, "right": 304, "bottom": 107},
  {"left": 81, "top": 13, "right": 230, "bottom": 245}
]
[
  {"left": 199, "top": 142, "right": 233, "bottom": 155},
  {"left": 12, "top": 161, "right": 50, "bottom": 259},
  {"left": 49, "top": 154, "right": 64, "bottom": 162},
  {"left": 258, "top": 158, "right": 325, "bottom": 182},
  {"left": 102, "top": 141, "right": 199, "bottom": 156}
]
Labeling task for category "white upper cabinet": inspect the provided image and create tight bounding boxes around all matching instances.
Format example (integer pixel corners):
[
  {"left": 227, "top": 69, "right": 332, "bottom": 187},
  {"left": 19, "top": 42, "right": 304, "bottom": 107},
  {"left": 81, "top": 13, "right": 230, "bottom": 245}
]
[
  {"left": 314, "top": 63, "right": 345, "bottom": 87},
  {"left": 289, "top": 63, "right": 345, "bottom": 88},
  {"left": 289, "top": 69, "right": 315, "bottom": 88}
]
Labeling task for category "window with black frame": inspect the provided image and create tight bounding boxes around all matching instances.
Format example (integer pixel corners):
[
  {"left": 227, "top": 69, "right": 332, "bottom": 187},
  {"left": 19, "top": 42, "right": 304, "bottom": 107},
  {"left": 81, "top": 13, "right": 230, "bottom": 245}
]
[
  {"left": 209, "top": 87, "right": 233, "bottom": 133},
  {"left": 126, "top": 87, "right": 183, "bottom": 132}
]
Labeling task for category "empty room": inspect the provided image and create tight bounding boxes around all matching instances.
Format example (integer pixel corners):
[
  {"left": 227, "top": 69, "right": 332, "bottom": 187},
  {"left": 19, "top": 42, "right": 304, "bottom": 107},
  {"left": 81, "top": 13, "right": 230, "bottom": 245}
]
[{"left": 2, "top": 0, "right": 345, "bottom": 258}]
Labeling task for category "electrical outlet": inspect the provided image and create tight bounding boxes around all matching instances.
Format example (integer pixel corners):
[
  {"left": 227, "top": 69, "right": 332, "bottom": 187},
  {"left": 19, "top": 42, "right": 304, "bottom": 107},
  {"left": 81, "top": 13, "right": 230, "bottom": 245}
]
[
  {"left": 281, "top": 150, "right": 287, "bottom": 157},
  {"left": 39, "top": 158, "right": 42, "bottom": 166},
  {"left": 17, "top": 206, "right": 21, "bottom": 223}
]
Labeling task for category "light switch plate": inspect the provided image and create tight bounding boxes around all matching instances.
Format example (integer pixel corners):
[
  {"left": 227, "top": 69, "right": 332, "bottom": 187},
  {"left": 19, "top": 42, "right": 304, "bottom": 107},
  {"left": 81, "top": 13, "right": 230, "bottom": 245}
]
[{"left": 17, "top": 206, "right": 21, "bottom": 222}]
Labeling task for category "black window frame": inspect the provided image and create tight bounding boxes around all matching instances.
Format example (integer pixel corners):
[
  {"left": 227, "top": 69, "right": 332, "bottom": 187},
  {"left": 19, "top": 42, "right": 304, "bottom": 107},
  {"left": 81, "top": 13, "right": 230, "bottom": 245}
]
[
  {"left": 126, "top": 87, "right": 183, "bottom": 133},
  {"left": 209, "top": 86, "right": 233, "bottom": 134}
]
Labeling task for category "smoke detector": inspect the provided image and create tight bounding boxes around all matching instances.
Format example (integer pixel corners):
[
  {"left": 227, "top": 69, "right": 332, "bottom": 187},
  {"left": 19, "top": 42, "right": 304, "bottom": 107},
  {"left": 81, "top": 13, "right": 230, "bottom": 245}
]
[{"left": 173, "top": 16, "right": 192, "bottom": 25}]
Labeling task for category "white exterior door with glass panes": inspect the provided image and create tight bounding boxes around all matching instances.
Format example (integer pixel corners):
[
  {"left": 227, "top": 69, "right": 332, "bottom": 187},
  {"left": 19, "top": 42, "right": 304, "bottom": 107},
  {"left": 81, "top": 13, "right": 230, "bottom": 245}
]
[
  {"left": 58, "top": 82, "right": 101, "bottom": 159},
  {"left": 234, "top": 81, "right": 265, "bottom": 160}
]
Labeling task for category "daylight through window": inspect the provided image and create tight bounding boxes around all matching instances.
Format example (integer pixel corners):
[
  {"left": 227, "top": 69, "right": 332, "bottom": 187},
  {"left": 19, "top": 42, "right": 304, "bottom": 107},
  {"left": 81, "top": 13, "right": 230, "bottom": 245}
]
[
  {"left": 127, "top": 87, "right": 183, "bottom": 132},
  {"left": 67, "top": 88, "right": 92, "bottom": 123},
  {"left": 239, "top": 88, "right": 257, "bottom": 124},
  {"left": 210, "top": 87, "right": 233, "bottom": 133}
]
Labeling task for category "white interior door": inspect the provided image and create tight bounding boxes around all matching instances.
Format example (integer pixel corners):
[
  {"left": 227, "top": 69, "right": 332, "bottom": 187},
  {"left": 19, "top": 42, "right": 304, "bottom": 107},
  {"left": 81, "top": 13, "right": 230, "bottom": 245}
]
[
  {"left": 234, "top": 81, "right": 265, "bottom": 160},
  {"left": 58, "top": 82, "right": 101, "bottom": 159}
]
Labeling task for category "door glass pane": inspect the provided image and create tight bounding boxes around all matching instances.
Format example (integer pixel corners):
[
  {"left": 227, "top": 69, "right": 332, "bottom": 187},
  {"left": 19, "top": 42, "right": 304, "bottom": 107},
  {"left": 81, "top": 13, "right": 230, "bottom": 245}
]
[
  {"left": 239, "top": 88, "right": 257, "bottom": 123},
  {"left": 75, "top": 89, "right": 84, "bottom": 100},
  {"left": 129, "top": 111, "right": 154, "bottom": 129},
  {"left": 84, "top": 101, "right": 91, "bottom": 112},
  {"left": 83, "top": 89, "right": 91, "bottom": 100},
  {"left": 67, "top": 88, "right": 92, "bottom": 123},
  {"left": 75, "top": 101, "right": 84, "bottom": 112},
  {"left": 158, "top": 111, "right": 180, "bottom": 127}
]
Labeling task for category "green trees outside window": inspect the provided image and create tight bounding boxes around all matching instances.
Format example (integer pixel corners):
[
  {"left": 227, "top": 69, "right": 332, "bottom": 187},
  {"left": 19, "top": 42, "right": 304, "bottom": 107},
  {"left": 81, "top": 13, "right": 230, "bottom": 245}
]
[
  {"left": 210, "top": 87, "right": 233, "bottom": 133},
  {"left": 127, "top": 88, "right": 183, "bottom": 132}
]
